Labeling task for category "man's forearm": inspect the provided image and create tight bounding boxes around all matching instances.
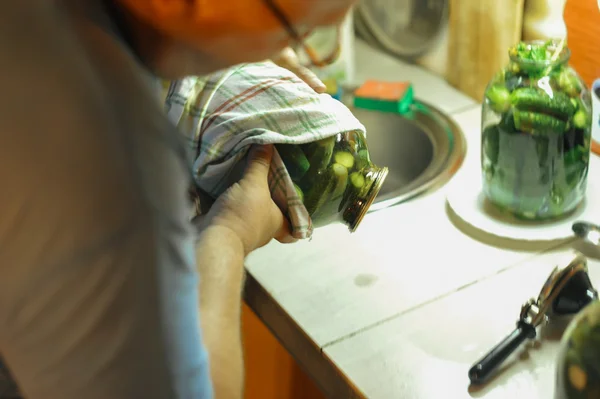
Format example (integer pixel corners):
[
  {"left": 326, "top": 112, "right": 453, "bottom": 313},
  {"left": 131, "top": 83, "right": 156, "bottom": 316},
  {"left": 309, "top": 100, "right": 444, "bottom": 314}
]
[{"left": 195, "top": 225, "right": 246, "bottom": 399}]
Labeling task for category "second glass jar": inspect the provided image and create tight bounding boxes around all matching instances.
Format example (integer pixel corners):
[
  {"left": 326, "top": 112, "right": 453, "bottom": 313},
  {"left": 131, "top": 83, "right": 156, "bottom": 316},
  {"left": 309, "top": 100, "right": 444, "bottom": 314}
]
[{"left": 481, "top": 39, "right": 592, "bottom": 220}]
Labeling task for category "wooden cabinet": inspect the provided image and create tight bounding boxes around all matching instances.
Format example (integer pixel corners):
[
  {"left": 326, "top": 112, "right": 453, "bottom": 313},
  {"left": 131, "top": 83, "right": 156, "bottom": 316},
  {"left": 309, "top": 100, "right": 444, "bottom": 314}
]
[
  {"left": 242, "top": 303, "right": 326, "bottom": 399},
  {"left": 447, "top": 0, "right": 525, "bottom": 101},
  {"left": 564, "top": 0, "right": 600, "bottom": 88}
]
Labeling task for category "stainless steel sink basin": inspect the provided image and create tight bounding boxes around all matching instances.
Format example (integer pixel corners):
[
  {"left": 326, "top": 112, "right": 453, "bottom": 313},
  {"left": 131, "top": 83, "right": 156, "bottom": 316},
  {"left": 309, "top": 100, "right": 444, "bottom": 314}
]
[{"left": 342, "top": 97, "right": 467, "bottom": 211}]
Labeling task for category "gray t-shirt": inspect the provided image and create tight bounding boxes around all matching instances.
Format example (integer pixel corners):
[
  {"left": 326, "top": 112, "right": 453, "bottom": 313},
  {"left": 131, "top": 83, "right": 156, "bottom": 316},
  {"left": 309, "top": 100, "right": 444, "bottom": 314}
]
[{"left": 0, "top": 2, "right": 212, "bottom": 398}]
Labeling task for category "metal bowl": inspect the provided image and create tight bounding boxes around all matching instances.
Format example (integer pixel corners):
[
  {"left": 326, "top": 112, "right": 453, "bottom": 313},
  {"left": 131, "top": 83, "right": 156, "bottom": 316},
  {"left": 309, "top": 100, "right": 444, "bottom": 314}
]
[{"left": 355, "top": 0, "right": 449, "bottom": 59}]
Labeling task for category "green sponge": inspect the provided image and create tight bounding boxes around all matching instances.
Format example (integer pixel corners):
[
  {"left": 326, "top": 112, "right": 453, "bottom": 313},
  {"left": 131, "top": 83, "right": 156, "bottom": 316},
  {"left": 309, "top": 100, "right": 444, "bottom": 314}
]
[{"left": 353, "top": 80, "right": 414, "bottom": 114}]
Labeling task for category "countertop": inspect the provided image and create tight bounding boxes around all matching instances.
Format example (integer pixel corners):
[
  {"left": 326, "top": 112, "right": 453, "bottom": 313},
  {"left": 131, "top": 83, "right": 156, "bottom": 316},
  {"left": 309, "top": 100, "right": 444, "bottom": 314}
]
[{"left": 243, "top": 39, "right": 600, "bottom": 398}]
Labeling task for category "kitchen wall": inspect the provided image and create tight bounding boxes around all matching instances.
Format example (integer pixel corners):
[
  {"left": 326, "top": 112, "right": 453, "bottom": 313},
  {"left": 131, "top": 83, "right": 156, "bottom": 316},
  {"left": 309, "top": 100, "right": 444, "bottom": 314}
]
[
  {"left": 415, "top": 0, "right": 599, "bottom": 98},
  {"left": 419, "top": 0, "right": 525, "bottom": 101},
  {"left": 414, "top": 23, "right": 449, "bottom": 79}
]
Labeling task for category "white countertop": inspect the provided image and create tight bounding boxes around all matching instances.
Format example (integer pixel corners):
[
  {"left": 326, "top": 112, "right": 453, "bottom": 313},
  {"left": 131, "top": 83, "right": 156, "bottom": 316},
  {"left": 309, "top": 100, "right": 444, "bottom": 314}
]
[{"left": 244, "top": 39, "right": 600, "bottom": 398}]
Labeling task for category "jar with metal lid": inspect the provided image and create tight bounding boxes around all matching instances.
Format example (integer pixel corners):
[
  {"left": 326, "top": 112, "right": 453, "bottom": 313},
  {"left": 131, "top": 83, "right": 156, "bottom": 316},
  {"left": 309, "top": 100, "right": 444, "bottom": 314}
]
[
  {"left": 276, "top": 130, "right": 388, "bottom": 231},
  {"left": 481, "top": 39, "right": 592, "bottom": 220}
]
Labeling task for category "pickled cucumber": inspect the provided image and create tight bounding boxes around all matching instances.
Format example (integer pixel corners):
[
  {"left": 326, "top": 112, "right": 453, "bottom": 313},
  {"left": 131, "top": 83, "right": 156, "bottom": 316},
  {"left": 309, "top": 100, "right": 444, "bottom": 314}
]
[
  {"left": 355, "top": 149, "right": 370, "bottom": 170},
  {"left": 310, "top": 164, "right": 349, "bottom": 224},
  {"left": 303, "top": 171, "right": 336, "bottom": 216},
  {"left": 330, "top": 163, "right": 349, "bottom": 199},
  {"left": 485, "top": 85, "right": 511, "bottom": 113},
  {"left": 482, "top": 125, "right": 500, "bottom": 164},
  {"left": 276, "top": 144, "right": 310, "bottom": 180},
  {"left": 513, "top": 110, "right": 568, "bottom": 133},
  {"left": 299, "top": 136, "right": 335, "bottom": 189},
  {"left": 573, "top": 110, "right": 588, "bottom": 129},
  {"left": 350, "top": 172, "right": 365, "bottom": 189},
  {"left": 293, "top": 183, "right": 304, "bottom": 202},
  {"left": 556, "top": 68, "right": 583, "bottom": 97},
  {"left": 510, "top": 87, "right": 575, "bottom": 120},
  {"left": 334, "top": 151, "right": 354, "bottom": 169}
]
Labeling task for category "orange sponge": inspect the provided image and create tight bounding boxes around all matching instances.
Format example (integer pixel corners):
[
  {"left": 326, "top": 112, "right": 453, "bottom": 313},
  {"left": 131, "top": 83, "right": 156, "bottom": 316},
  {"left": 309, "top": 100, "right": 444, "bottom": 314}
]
[{"left": 353, "top": 80, "right": 414, "bottom": 113}]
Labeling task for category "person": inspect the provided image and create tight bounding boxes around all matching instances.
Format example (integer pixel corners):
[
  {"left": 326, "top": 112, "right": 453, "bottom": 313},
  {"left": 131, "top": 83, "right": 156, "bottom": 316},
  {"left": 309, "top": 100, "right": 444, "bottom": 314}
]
[{"left": 0, "top": 0, "right": 356, "bottom": 398}]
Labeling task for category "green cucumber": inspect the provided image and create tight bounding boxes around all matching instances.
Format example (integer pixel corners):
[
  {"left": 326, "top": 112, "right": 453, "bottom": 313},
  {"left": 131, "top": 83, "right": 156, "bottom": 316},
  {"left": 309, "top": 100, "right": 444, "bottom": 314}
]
[
  {"left": 293, "top": 183, "right": 304, "bottom": 202},
  {"left": 556, "top": 68, "right": 582, "bottom": 97},
  {"left": 485, "top": 85, "right": 511, "bottom": 113},
  {"left": 511, "top": 87, "right": 576, "bottom": 120},
  {"left": 350, "top": 172, "right": 365, "bottom": 189},
  {"left": 337, "top": 171, "right": 366, "bottom": 216},
  {"left": 310, "top": 164, "right": 349, "bottom": 223},
  {"left": 276, "top": 144, "right": 310, "bottom": 180},
  {"left": 334, "top": 151, "right": 355, "bottom": 169},
  {"left": 534, "top": 135, "right": 550, "bottom": 166},
  {"left": 499, "top": 110, "right": 518, "bottom": 134},
  {"left": 573, "top": 110, "right": 589, "bottom": 129},
  {"left": 330, "top": 163, "right": 349, "bottom": 199},
  {"left": 300, "top": 136, "right": 335, "bottom": 188},
  {"left": 513, "top": 110, "right": 568, "bottom": 133},
  {"left": 355, "top": 149, "right": 370, "bottom": 170},
  {"left": 300, "top": 142, "right": 318, "bottom": 160},
  {"left": 482, "top": 125, "right": 500, "bottom": 164},
  {"left": 302, "top": 135, "right": 334, "bottom": 156},
  {"left": 303, "top": 171, "right": 336, "bottom": 217}
]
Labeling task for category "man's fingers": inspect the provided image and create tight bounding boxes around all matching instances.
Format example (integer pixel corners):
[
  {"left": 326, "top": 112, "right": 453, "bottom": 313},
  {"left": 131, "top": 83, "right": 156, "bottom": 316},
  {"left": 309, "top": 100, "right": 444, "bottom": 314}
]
[
  {"left": 273, "top": 212, "right": 298, "bottom": 244},
  {"left": 274, "top": 47, "right": 327, "bottom": 94},
  {"left": 245, "top": 144, "right": 273, "bottom": 179},
  {"left": 294, "top": 66, "right": 327, "bottom": 93},
  {"left": 274, "top": 47, "right": 299, "bottom": 67}
]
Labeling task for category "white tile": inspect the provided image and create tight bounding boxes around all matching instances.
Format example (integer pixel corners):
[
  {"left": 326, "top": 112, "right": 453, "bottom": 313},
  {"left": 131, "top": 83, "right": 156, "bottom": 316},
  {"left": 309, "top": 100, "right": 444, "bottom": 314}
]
[
  {"left": 323, "top": 251, "right": 600, "bottom": 399},
  {"left": 246, "top": 185, "right": 567, "bottom": 347}
]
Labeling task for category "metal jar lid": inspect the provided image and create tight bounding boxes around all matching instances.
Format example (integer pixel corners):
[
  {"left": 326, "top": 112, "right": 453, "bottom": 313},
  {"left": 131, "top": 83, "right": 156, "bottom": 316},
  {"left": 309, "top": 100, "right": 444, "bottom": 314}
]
[{"left": 345, "top": 166, "right": 389, "bottom": 232}]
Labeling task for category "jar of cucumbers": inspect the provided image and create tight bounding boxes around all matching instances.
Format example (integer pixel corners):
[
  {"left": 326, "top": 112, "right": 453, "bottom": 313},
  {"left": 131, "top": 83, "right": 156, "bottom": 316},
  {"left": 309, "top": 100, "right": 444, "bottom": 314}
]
[
  {"left": 276, "top": 130, "right": 388, "bottom": 231},
  {"left": 481, "top": 39, "right": 592, "bottom": 220},
  {"left": 555, "top": 300, "right": 600, "bottom": 399}
]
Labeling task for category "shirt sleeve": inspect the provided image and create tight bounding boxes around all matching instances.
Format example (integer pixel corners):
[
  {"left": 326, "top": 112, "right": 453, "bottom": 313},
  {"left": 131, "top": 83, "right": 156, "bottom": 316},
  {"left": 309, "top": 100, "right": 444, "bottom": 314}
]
[
  {"left": 0, "top": 5, "right": 213, "bottom": 398},
  {"left": 0, "top": 87, "right": 214, "bottom": 399}
]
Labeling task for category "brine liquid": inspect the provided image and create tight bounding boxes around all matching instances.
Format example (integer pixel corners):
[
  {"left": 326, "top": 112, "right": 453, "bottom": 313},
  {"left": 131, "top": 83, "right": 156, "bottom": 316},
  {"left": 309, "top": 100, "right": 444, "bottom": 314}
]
[{"left": 482, "top": 121, "right": 589, "bottom": 220}]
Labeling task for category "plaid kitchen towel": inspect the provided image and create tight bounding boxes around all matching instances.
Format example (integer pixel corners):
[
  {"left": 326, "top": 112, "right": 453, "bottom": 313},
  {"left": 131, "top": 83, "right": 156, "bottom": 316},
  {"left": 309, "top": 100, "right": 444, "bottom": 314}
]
[{"left": 164, "top": 61, "right": 366, "bottom": 239}]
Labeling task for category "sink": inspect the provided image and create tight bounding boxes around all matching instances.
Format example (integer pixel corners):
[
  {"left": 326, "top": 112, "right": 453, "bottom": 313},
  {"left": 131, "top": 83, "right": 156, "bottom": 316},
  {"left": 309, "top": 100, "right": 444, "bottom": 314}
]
[{"left": 343, "top": 98, "right": 467, "bottom": 211}]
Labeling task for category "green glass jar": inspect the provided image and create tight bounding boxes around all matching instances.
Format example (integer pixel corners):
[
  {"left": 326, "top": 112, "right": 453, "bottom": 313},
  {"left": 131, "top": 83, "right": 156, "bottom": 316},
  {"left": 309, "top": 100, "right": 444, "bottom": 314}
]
[
  {"left": 276, "top": 130, "right": 388, "bottom": 231},
  {"left": 555, "top": 300, "right": 600, "bottom": 398},
  {"left": 481, "top": 39, "right": 592, "bottom": 220}
]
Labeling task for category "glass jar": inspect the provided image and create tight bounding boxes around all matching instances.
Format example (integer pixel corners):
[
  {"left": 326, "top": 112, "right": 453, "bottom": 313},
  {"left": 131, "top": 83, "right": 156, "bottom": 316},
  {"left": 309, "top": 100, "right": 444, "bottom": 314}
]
[
  {"left": 276, "top": 130, "right": 388, "bottom": 231},
  {"left": 555, "top": 300, "right": 600, "bottom": 398},
  {"left": 481, "top": 39, "right": 592, "bottom": 220}
]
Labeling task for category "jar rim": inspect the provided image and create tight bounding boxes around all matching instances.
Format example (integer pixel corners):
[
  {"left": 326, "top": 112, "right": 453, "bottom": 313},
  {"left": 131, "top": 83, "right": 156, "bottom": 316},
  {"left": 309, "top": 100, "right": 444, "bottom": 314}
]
[
  {"left": 347, "top": 166, "right": 388, "bottom": 232},
  {"left": 508, "top": 39, "right": 571, "bottom": 68}
]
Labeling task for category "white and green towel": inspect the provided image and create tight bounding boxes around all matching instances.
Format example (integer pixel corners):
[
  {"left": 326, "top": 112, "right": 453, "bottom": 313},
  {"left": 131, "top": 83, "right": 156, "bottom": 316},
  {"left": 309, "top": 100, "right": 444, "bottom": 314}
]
[{"left": 164, "top": 61, "right": 366, "bottom": 239}]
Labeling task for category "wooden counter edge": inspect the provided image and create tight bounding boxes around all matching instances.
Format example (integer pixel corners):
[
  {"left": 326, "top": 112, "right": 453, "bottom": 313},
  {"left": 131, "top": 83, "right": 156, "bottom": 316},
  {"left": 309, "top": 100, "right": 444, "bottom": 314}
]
[{"left": 243, "top": 270, "right": 365, "bottom": 399}]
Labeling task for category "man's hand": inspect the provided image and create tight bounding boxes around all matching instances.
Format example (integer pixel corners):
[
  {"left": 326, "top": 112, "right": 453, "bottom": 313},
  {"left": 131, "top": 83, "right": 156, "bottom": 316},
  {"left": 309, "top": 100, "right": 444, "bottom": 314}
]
[
  {"left": 193, "top": 49, "right": 326, "bottom": 251},
  {"left": 272, "top": 47, "right": 327, "bottom": 93},
  {"left": 198, "top": 144, "right": 296, "bottom": 256},
  {"left": 194, "top": 145, "right": 294, "bottom": 399}
]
